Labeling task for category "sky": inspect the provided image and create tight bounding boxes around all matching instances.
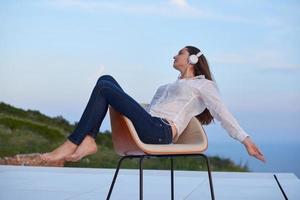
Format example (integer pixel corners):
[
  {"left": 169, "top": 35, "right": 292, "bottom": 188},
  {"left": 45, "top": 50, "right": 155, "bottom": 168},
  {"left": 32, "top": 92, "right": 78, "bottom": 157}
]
[{"left": 0, "top": 0, "right": 300, "bottom": 174}]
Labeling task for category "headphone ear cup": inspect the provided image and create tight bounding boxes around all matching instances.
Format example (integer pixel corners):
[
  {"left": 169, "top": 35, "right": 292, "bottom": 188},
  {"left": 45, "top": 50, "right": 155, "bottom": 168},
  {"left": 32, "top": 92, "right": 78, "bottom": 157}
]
[{"left": 188, "top": 55, "right": 198, "bottom": 64}]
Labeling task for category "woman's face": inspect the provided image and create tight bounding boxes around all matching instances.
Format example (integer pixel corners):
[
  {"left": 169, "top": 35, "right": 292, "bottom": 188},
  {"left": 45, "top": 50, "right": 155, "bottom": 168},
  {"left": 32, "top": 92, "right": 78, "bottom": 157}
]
[{"left": 173, "top": 48, "right": 190, "bottom": 71}]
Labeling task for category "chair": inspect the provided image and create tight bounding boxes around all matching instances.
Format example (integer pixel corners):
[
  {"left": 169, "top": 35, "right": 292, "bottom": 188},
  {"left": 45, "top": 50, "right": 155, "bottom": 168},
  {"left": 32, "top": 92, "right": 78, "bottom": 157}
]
[{"left": 106, "top": 106, "right": 215, "bottom": 200}]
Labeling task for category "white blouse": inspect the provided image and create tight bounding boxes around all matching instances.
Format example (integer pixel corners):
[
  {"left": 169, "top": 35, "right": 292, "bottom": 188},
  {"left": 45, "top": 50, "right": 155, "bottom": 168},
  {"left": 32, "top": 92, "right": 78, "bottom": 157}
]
[{"left": 145, "top": 75, "right": 249, "bottom": 143}]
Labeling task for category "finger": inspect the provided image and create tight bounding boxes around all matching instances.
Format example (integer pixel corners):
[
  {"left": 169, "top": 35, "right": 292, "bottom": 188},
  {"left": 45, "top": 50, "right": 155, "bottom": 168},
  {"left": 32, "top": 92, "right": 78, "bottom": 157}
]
[
  {"left": 255, "top": 153, "right": 266, "bottom": 163},
  {"left": 258, "top": 154, "right": 265, "bottom": 161},
  {"left": 253, "top": 145, "right": 264, "bottom": 156},
  {"left": 258, "top": 149, "right": 264, "bottom": 156}
]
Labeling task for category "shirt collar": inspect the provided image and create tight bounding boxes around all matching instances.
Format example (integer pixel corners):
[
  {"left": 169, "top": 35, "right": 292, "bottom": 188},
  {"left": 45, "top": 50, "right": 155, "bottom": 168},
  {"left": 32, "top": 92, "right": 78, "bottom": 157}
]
[
  {"left": 177, "top": 74, "right": 206, "bottom": 80},
  {"left": 194, "top": 75, "right": 205, "bottom": 79}
]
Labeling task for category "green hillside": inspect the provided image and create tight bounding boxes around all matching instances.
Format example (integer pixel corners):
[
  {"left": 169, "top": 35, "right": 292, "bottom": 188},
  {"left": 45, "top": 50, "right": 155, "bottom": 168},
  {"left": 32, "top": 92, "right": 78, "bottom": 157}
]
[{"left": 0, "top": 102, "right": 249, "bottom": 172}]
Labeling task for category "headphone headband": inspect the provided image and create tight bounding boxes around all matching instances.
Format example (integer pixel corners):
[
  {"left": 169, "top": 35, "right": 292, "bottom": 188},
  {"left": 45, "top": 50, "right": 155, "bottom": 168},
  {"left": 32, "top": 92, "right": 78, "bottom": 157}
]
[{"left": 196, "top": 52, "right": 203, "bottom": 57}]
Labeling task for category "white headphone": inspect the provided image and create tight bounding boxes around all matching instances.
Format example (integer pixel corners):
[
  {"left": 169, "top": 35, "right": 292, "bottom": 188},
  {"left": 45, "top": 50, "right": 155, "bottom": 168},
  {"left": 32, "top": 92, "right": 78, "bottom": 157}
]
[{"left": 188, "top": 51, "right": 203, "bottom": 64}]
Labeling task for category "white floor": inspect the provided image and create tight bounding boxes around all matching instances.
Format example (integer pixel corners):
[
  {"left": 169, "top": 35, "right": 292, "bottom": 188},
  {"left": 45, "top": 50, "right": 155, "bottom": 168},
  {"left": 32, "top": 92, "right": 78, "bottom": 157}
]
[{"left": 0, "top": 165, "right": 299, "bottom": 200}]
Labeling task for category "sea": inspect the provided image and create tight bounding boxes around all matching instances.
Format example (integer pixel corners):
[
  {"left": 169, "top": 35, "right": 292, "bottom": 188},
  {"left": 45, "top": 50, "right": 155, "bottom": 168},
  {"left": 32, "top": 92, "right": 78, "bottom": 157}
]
[
  {"left": 99, "top": 116, "right": 300, "bottom": 178},
  {"left": 206, "top": 142, "right": 300, "bottom": 178}
]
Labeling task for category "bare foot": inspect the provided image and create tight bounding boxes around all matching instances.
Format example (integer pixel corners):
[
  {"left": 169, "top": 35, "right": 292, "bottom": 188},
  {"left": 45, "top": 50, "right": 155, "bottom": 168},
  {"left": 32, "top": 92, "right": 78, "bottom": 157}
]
[
  {"left": 40, "top": 139, "right": 78, "bottom": 162},
  {"left": 65, "top": 135, "right": 98, "bottom": 162}
]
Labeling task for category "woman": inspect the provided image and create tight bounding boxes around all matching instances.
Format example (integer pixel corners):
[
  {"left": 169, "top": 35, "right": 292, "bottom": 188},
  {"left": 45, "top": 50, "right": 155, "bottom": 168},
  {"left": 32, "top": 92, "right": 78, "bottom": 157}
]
[{"left": 41, "top": 46, "right": 265, "bottom": 163}]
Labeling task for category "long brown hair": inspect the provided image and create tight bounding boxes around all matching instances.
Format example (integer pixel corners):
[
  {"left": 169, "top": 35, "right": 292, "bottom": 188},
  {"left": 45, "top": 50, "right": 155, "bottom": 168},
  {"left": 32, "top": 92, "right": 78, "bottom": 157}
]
[{"left": 185, "top": 46, "right": 215, "bottom": 125}]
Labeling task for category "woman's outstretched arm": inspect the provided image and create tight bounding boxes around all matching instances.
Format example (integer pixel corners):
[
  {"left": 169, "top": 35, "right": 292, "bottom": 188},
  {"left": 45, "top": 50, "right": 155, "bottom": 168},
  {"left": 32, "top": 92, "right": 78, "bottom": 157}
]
[{"left": 198, "top": 81, "right": 266, "bottom": 162}]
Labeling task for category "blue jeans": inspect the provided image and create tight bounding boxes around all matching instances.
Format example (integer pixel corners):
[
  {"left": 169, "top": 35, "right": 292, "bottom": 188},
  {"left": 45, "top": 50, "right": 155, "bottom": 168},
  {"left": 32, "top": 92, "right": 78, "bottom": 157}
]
[{"left": 67, "top": 75, "right": 173, "bottom": 145}]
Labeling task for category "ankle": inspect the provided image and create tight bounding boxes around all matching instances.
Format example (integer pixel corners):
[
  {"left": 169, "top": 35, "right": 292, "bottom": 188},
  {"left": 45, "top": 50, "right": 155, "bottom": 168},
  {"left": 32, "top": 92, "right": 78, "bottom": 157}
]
[
  {"left": 86, "top": 134, "right": 95, "bottom": 141},
  {"left": 66, "top": 139, "right": 79, "bottom": 147}
]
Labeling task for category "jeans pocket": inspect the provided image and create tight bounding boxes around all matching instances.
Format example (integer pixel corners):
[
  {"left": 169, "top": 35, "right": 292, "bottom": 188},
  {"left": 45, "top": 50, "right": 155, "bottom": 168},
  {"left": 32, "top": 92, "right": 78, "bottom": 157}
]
[{"left": 150, "top": 117, "right": 164, "bottom": 128}]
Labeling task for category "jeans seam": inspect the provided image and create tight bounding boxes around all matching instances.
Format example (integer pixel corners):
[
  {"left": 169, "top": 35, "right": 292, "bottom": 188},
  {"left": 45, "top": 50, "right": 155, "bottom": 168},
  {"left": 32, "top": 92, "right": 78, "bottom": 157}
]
[{"left": 83, "top": 83, "right": 106, "bottom": 138}]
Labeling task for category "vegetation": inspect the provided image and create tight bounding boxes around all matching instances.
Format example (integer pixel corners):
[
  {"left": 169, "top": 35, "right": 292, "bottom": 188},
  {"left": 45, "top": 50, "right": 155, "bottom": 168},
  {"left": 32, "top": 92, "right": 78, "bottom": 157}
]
[{"left": 0, "top": 101, "right": 249, "bottom": 172}]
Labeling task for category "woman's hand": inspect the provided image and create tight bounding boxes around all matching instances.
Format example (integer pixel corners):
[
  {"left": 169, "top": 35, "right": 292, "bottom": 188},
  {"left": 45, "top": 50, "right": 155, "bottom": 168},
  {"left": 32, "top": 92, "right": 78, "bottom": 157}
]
[{"left": 242, "top": 136, "right": 266, "bottom": 163}]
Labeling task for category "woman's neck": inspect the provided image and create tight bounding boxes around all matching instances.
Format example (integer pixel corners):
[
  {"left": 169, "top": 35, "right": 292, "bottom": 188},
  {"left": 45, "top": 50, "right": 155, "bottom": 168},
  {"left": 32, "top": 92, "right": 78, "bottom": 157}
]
[{"left": 179, "top": 69, "right": 195, "bottom": 79}]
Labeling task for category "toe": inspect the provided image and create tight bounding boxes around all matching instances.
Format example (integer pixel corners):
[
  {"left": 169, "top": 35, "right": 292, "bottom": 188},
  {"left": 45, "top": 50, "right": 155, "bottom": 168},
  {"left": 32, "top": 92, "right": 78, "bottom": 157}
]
[
  {"left": 64, "top": 155, "right": 73, "bottom": 161},
  {"left": 65, "top": 154, "right": 79, "bottom": 162},
  {"left": 40, "top": 153, "right": 49, "bottom": 161}
]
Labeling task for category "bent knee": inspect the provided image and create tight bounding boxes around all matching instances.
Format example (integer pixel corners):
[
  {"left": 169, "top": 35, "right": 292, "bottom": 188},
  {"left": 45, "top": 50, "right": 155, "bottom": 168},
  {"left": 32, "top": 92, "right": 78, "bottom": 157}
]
[
  {"left": 95, "top": 80, "right": 115, "bottom": 91},
  {"left": 96, "top": 75, "right": 115, "bottom": 85},
  {"left": 98, "top": 74, "right": 114, "bottom": 81}
]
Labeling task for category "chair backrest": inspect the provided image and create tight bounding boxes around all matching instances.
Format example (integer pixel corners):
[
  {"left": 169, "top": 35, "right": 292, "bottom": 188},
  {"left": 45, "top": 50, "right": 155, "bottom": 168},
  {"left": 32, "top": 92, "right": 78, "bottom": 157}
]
[
  {"left": 174, "top": 117, "right": 207, "bottom": 145},
  {"left": 108, "top": 106, "right": 208, "bottom": 156}
]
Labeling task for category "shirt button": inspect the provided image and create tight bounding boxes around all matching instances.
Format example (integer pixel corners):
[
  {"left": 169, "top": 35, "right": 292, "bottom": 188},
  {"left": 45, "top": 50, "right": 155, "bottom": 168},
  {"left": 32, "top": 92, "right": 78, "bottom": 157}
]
[{"left": 158, "top": 138, "right": 162, "bottom": 142}]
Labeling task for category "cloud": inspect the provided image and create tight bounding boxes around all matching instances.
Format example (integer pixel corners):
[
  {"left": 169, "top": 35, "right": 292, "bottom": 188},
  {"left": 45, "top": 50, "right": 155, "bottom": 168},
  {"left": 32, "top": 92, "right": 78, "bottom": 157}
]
[
  {"left": 47, "top": 0, "right": 192, "bottom": 17},
  {"left": 169, "top": 0, "right": 189, "bottom": 8},
  {"left": 46, "top": 0, "right": 269, "bottom": 25},
  {"left": 228, "top": 92, "right": 300, "bottom": 113},
  {"left": 87, "top": 64, "right": 106, "bottom": 85},
  {"left": 43, "top": 1, "right": 299, "bottom": 72},
  {"left": 45, "top": 0, "right": 300, "bottom": 37},
  {"left": 211, "top": 50, "right": 300, "bottom": 70}
]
